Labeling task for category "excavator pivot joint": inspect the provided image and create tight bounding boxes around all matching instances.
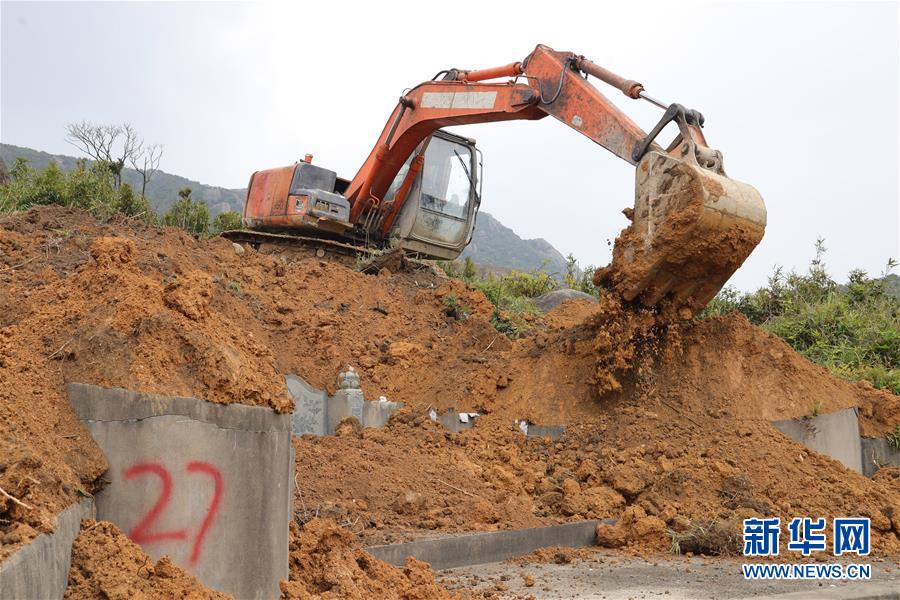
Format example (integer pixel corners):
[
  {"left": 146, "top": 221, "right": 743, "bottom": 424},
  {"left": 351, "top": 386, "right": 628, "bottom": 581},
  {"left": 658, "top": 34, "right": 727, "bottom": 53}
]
[{"left": 632, "top": 103, "right": 706, "bottom": 163}]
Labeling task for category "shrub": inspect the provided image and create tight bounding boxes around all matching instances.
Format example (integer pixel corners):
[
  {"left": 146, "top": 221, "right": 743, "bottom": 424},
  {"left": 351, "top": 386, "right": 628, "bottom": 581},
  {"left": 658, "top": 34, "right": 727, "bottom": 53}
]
[
  {"left": 564, "top": 253, "right": 598, "bottom": 295},
  {"left": 163, "top": 188, "right": 210, "bottom": 235},
  {"left": 702, "top": 241, "right": 900, "bottom": 394},
  {"left": 0, "top": 158, "right": 119, "bottom": 215},
  {"left": 212, "top": 210, "right": 243, "bottom": 233},
  {"left": 463, "top": 256, "right": 477, "bottom": 281},
  {"left": 442, "top": 294, "right": 470, "bottom": 321}
]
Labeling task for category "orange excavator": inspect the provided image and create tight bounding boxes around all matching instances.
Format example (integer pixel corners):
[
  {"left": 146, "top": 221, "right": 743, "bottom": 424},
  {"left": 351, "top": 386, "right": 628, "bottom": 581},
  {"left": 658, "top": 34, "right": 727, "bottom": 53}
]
[{"left": 228, "top": 44, "right": 766, "bottom": 315}]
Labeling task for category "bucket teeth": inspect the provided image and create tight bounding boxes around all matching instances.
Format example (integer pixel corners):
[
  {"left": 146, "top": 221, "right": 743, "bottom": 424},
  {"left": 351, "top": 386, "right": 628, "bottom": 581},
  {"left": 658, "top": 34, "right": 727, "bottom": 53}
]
[{"left": 598, "top": 151, "right": 766, "bottom": 316}]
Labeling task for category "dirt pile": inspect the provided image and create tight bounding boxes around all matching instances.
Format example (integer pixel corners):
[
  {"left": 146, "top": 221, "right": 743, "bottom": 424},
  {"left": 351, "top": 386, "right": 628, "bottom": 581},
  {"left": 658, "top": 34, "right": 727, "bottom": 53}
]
[
  {"left": 281, "top": 518, "right": 457, "bottom": 599},
  {"left": 296, "top": 407, "right": 900, "bottom": 555},
  {"left": 65, "top": 519, "right": 226, "bottom": 599},
  {"left": 1, "top": 205, "right": 898, "bottom": 575}
]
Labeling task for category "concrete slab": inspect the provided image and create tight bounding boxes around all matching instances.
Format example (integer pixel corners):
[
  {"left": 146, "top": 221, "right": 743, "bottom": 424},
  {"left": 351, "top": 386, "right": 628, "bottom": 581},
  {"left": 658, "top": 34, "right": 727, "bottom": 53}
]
[
  {"left": 287, "top": 374, "right": 404, "bottom": 434},
  {"left": 68, "top": 383, "right": 292, "bottom": 600},
  {"left": 772, "top": 408, "right": 863, "bottom": 473},
  {"left": 0, "top": 498, "right": 95, "bottom": 600},
  {"left": 366, "top": 520, "right": 605, "bottom": 570},
  {"left": 861, "top": 436, "right": 900, "bottom": 477}
]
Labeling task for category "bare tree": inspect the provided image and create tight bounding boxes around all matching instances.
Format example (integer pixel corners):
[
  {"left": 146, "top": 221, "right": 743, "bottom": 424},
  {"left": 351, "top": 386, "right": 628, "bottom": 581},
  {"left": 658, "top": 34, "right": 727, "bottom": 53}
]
[
  {"left": 65, "top": 121, "right": 143, "bottom": 188},
  {"left": 129, "top": 143, "right": 163, "bottom": 197}
]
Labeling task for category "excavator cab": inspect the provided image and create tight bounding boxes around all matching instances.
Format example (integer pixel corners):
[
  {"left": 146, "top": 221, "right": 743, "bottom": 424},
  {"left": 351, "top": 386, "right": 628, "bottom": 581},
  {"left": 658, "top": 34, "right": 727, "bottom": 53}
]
[{"left": 384, "top": 130, "right": 481, "bottom": 259}]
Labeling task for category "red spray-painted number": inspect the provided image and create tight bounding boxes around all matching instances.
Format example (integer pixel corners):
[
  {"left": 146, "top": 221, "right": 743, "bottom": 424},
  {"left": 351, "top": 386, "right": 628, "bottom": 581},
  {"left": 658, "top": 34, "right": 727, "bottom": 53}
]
[
  {"left": 123, "top": 461, "right": 224, "bottom": 565},
  {"left": 185, "top": 461, "right": 224, "bottom": 565},
  {"left": 123, "top": 463, "right": 187, "bottom": 544}
]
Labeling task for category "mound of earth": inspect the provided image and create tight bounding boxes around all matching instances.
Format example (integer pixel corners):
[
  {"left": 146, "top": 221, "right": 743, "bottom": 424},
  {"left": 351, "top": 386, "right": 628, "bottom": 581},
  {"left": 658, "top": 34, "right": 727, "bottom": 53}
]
[
  {"left": 65, "top": 519, "right": 226, "bottom": 599},
  {"left": 296, "top": 408, "right": 900, "bottom": 555},
  {"left": 282, "top": 518, "right": 457, "bottom": 599},
  {"left": 1, "top": 205, "right": 897, "bottom": 573}
]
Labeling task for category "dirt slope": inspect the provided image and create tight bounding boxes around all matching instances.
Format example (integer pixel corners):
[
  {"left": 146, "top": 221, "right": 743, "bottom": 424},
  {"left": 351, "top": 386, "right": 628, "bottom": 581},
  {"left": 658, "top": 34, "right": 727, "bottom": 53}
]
[{"left": 1, "top": 205, "right": 898, "bottom": 579}]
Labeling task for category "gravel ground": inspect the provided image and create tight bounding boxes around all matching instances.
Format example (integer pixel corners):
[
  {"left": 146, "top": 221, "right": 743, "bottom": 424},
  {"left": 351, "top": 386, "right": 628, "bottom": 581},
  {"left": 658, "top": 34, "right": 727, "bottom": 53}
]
[{"left": 438, "top": 550, "right": 899, "bottom": 599}]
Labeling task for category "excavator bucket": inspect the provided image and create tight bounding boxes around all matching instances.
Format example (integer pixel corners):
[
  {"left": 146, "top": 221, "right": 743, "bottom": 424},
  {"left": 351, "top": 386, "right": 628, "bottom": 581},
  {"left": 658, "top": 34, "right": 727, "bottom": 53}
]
[{"left": 598, "top": 150, "right": 766, "bottom": 317}]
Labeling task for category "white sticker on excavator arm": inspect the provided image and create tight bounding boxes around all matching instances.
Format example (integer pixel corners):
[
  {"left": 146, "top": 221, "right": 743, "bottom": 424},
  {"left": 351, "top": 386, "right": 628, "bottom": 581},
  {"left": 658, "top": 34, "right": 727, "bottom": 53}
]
[{"left": 421, "top": 91, "right": 497, "bottom": 109}]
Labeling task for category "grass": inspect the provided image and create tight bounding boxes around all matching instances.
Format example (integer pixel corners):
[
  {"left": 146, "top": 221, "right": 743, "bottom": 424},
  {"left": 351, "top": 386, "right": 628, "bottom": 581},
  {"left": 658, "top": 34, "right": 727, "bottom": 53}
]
[
  {"left": 668, "top": 520, "right": 743, "bottom": 556},
  {"left": 437, "top": 255, "right": 605, "bottom": 339},
  {"left": 437, "top": 262, "right": 560, "bottom": 338},
  {"left": 887, "top": 424, "right": 900, "bottom": 450},
  {"left": 442, "top": 294, "right": 470, "bottom": 321}
]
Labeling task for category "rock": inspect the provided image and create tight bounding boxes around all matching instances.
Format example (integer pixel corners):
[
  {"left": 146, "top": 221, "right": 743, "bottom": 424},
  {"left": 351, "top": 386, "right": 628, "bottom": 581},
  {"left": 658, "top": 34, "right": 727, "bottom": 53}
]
[
  {"left": 595, "top": 523, "right": 626, "bottom": 548},
  {"left": 606, "top": 464, "right": 649, "bottom": 499},
  {"left": 533, "top": 289, "right": 598, "bottom": 313},
  {"left": 387, "top": 341, "right": 426, "bottom": 365},
  {"left": 584, "top": 486, "right": 626, "bottom": 515},
  {"left": 232, "top": 242, "right": 245, "bottom": 255}
]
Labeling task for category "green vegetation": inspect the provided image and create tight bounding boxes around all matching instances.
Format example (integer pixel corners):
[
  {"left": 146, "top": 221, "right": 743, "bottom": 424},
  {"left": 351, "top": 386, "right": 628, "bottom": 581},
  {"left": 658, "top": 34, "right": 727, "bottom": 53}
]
[
  {"left": 162, "top": 188, "right": 210, "bottom": 235},
  {"left": 810, "top": 401, "right": 822, "bottom": 418},
  {"left": 212, "top": 210, "right": 243, "bottom": 233},
  {"left": 439, "top": 255, "right": 600, "bottom": 339},
  {"left": 0, "top": 159, "right": 239, "bottom": 240},
  {"left": 564, "top": 253, "right": 598, "bottom": 295},
  {"left": 887, "top": 424, "right": 900, "bottom": 450},
  {"left": 703, "top": 240, "right": 900, "bottom": 394},
  {"left": 1, "top": 157, "right": 118, "bottom": 216},
  {"left": 442, "top": 294, "right": 470, "bottom": 321},
  {"left": 2, "top": 142, "right": 245, "bottom": 215}
]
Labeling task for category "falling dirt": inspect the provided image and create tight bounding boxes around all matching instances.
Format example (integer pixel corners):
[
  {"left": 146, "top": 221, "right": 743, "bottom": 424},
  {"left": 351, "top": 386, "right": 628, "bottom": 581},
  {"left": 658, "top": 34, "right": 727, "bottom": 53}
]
[
  {"left": 0, "top": 205, "right": 898, "bottom": 591},
  {"left": 596, "top": 153, "right": 766, "bottom": 316},
  {"left": 64, "top": 519, "right": 227, "bottom": 599}
]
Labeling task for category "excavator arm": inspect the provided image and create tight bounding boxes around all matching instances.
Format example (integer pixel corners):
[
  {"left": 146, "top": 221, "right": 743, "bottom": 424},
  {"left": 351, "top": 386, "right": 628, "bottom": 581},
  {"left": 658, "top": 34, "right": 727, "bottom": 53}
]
[
  {"left": 346, "top": 45, "right": 662, "bottom": 217},
  {"left": 345, "top": 44, "right": 766, "bottom": 315}
]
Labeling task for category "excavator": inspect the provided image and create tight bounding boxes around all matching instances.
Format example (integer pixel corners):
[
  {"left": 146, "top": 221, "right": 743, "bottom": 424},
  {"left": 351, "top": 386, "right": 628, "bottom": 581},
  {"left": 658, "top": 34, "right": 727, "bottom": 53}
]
[{"left": 227, "top": 44, "right": 766, "bottom": 316}]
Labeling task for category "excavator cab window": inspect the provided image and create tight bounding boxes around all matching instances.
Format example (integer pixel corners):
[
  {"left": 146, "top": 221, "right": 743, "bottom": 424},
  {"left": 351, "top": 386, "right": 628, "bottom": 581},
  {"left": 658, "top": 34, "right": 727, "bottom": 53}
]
[
  {"left": 383, "top": 130, "right": 479, "bottom": 255},
  {"left": 420, "top": 139, "right": 472, "bottom": 220}
]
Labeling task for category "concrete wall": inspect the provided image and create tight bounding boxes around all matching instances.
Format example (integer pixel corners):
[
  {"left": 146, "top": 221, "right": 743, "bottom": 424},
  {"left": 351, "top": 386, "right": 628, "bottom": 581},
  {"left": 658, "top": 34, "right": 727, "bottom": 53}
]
[
  {"left": 363, "top": 399, "right": 404, "bottom": 428},
  {"left": 772, "top": 408, "right": 863, "bottom": 473},
  {"left": 289, "top": 373, "right": 405, "bottom": 435},
  {"left": 327, "top": 388, "right": 365, "bottom": 433},
  {"left": 428, "top": 407, "right": 478, "bottom": 433},
  {"left": 367, "top": 520, "right": 606, "bottom": 570},
  {"left": 0, "top": 499, "right": 95, "bottom": 600},
  {"left": 517, "top": 420, "right": 566, "bottom": 440},
  {"left": 68, "top": 383, "right": 293, "bottom": 600},
  {"left": 861, "top": 436, "right": 900, "bottom": 477}
]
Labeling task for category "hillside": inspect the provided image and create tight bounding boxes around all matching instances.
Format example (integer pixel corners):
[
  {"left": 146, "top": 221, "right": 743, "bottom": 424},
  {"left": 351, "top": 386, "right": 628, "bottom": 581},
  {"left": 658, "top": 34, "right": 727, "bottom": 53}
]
[
  {"left": 0, "top": 143, "right": 245, "bottom": 216},
  {"left": 461, "top": 211, "right": 569, "bottom": 276},
  {"left": 1, "top": 143, "right": 569, "bottom": 274}
]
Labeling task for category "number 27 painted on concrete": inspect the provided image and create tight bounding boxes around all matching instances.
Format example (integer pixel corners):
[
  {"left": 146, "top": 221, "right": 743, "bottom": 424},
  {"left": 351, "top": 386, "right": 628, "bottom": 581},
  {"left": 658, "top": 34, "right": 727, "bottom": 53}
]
[{"left": 123, "top": 461, "right": 224, "bottom": 566}]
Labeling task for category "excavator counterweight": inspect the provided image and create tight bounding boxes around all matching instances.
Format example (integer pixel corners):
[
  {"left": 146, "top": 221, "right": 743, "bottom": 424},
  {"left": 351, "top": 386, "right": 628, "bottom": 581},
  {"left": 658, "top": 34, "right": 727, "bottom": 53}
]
[{"left": 232, "top": 44, "right": 766, "bottom": 315}]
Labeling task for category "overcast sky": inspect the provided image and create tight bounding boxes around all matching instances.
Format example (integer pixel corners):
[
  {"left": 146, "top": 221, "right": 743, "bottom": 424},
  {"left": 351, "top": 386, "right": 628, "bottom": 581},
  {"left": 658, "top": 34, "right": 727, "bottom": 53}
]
[{"left": 2, "top": 1, "right": 898, "bottom": 289}]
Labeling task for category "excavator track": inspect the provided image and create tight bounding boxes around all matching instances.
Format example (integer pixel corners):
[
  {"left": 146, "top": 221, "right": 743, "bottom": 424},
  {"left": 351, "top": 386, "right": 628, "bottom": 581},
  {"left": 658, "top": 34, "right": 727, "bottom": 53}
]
[{"left": 220, "top": 229, "right": 377, "bottom": 260}]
